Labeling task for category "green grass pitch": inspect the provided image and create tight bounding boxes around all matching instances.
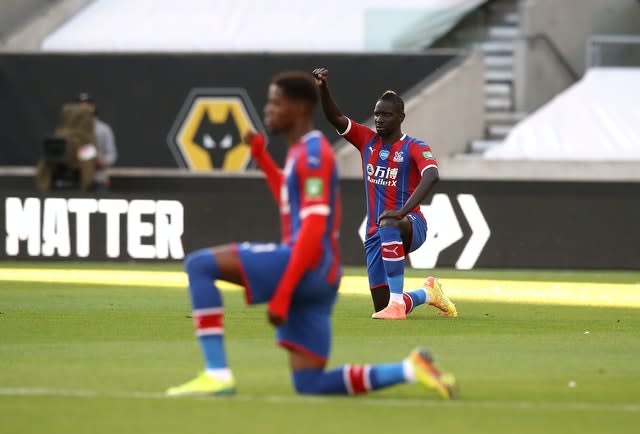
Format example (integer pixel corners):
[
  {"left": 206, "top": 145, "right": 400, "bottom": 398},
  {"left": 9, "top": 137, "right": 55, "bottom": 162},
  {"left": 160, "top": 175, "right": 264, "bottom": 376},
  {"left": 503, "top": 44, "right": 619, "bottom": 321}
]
[{"left": 1, "top": 262, "right": 639, "bottom": 434}]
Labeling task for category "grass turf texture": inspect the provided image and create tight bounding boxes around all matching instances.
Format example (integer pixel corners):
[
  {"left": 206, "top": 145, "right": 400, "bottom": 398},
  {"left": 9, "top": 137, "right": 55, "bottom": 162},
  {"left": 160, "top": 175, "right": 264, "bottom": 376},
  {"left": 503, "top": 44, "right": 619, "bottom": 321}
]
[{"left": 1, "top": 263, "right": 639, "bottom": 434}]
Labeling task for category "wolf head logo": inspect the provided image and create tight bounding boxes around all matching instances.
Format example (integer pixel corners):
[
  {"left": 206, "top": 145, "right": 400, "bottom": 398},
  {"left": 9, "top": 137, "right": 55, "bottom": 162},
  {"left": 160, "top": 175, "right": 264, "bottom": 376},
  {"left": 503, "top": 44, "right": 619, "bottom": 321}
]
[
  {"left": 192, "top": 108, "right": 242, "bottom": 169},
  {"left": 169, "top": 89, "right": 264, "bottom": 171}
]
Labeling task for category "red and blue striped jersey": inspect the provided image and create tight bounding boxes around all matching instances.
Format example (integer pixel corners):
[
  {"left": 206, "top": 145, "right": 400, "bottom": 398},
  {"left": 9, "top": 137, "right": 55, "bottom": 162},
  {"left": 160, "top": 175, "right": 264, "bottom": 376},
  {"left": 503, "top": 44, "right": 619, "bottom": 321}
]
[
  {"left": 341, "top": 119, "right": 438, "bottom": 238},
  {"left": 280, "top": 130, "right": 341, "bottom": 284}
]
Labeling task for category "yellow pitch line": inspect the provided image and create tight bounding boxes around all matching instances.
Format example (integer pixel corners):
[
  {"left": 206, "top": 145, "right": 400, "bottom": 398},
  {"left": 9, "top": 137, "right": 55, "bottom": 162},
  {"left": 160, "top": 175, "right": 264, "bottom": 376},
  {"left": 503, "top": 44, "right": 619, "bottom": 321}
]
[
  {"left": 342, "top": 276, "right": 640, "bottom": 308},
  {"left": 0, "top": 269, "right": 187, "bottom": 288},
  {"left": 1, "top": 268, "right": 639, "bottom": 308}
]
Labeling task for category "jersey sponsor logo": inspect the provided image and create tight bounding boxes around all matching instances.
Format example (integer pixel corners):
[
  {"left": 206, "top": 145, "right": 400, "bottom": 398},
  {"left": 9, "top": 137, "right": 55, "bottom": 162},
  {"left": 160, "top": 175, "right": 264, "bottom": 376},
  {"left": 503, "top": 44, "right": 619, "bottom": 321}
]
[
  {"left": 422, "top": 151, "right": 433, "bottom": 159},
  {"left": 168, "top": 88, "right": 264, "bottom": 172},
  {"left": 366, "top": 163, "right": 375, "bottom": 176},
  {"left": 392, "top": 151, "right": 404, "bottom": 162},
  {"left": 367, "top": 165, "right": 398, "bottom": 187},
  {"left": 379, "top": 149, "right": 390, "bottom": 161},
  {"left": 305, "top": 177, "right": 324, "bottom": 198}
]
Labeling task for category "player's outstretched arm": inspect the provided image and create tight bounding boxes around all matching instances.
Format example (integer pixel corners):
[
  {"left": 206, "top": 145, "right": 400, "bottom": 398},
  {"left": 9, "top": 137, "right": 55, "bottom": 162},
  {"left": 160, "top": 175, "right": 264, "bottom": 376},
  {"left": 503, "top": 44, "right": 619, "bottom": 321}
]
[
  {"left": 245, "top": 131, "right": 283, "bottom": 202},
  {"left": 268, "top": 214, "right": 327, "bottom": 326},
  {"left": 312, "top": 67, "right": 349, "bottom": 134}
]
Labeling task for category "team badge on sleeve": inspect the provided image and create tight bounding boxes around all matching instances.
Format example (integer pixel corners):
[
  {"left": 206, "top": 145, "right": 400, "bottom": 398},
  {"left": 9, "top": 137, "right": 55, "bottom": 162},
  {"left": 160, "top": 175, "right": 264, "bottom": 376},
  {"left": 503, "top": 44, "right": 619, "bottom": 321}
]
[{"left": 422, "top": 151, "right": 433, "bottom": 159}]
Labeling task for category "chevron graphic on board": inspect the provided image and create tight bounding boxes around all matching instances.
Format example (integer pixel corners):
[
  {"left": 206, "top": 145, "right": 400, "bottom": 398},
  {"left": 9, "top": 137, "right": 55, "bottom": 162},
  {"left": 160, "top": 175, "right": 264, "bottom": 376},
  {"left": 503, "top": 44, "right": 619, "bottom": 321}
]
[{"left": 357, "top": 193, "right": 491, "bottom": 270}]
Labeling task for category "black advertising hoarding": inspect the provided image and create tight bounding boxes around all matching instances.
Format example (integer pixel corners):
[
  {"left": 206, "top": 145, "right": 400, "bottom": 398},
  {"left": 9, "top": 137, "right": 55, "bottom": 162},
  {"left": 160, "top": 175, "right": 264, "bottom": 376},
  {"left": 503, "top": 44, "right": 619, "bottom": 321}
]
[
  {"left": 0, "top": 53, "right": 455, "bottom": 168},
  {"left": 1, "top": 176, "right": 639, "bottom": 269}
]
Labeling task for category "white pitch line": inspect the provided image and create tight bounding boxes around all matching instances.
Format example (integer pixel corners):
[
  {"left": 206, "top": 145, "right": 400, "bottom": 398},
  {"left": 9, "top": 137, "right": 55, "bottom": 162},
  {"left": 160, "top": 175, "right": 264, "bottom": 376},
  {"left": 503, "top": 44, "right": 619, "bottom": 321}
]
[{"left": 1, "top": 387, "right": 639, "bottom": 413}]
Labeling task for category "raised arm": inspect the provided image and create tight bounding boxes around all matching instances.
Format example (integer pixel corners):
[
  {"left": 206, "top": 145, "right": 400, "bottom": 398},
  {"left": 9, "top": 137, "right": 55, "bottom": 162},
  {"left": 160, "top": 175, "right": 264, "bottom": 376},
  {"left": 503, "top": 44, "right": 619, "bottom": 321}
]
[
  {"left": 245, "top": 131, "right": 283, "bottom": 202},
  {"left": 312, "top": 67, "right": 349, "bottom": 134}
]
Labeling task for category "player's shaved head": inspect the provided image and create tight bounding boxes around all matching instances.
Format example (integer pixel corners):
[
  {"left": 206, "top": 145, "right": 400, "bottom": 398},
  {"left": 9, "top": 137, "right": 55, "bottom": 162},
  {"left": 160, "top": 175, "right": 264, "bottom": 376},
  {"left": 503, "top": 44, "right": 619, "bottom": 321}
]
[
  {"left": 377, "top": 90, "right": 404, "bottom": 113},
  {"left": 271, "top": 71, "right": 319, "bottom": 109}
]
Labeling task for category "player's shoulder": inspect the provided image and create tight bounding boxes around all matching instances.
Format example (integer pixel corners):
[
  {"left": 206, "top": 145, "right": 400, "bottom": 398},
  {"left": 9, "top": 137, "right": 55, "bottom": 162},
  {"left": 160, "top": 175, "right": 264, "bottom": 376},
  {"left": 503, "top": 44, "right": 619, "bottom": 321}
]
[
  {"left": 351, "top": 119, "right": 377, "bottom": 136},
  {"left": 298, "top": 130, "right": 335, "bottom": 169},
  {"left": 404, "top": 135, "right": 430, "bottom": 148},
  {"left": 342, "top": 118, "right": 376, "bottom": 139}
]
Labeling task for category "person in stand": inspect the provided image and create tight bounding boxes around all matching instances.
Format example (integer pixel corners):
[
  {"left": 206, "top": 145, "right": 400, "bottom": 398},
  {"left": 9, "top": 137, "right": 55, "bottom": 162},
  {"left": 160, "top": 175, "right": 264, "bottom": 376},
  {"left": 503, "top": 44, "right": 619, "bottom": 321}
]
[{"left": 77, "top": 92, "right": 117, "bottom": 191}]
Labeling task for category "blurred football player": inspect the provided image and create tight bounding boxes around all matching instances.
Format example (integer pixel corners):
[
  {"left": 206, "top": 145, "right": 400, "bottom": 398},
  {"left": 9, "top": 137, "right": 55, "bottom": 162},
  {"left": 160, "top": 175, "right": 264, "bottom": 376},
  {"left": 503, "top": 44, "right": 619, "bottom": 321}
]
[{"left": 166, "top": 71, "right": 455, "bottom": 398}]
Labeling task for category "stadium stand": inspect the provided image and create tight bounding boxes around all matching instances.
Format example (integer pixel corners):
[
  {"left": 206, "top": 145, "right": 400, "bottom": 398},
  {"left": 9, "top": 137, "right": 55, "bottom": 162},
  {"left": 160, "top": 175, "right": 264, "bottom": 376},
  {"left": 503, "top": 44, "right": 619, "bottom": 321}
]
[
  {"left": 0, "top": 0, "right": 92, "bottom": 51},
  {"left": 484, "top": 68, "right": 640, "bottom": 160},
  {"left": 1, "top": 0, "right": 639, "bottom": 181},
  {"left": 0, "top": 0, "right": 49, "bottom": 43},
  {"left": 430, "top": 0, "right": 640, "bottom": 155},
  {"left": 40, "top": 0, "right": 487, "bottom": 52}
]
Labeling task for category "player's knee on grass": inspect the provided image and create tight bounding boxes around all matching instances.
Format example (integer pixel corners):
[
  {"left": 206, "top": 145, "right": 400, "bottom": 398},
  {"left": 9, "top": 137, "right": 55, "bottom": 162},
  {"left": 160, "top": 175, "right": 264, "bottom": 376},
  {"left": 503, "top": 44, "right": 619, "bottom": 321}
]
[{"left": 292, "top": 369, "right": 329, "bottom": 395}]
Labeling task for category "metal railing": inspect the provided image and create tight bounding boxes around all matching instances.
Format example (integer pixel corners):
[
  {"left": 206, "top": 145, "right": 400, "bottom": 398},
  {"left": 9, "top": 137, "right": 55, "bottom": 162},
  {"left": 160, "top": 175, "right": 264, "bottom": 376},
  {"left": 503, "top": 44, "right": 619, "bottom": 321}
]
[
  {"left": 587, "top": 34, "right": 640, "bottom": 67},
  {"left": 524, "top": 32, "right": 580, "bottom": 81}
]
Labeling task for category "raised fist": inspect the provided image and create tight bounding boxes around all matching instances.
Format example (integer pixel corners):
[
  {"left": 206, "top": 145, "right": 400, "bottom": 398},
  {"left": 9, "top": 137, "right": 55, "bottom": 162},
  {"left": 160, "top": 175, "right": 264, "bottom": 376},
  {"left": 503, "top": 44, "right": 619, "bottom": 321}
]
[{"left": 312, "top": 67, "right": 329, "bottom": 86}]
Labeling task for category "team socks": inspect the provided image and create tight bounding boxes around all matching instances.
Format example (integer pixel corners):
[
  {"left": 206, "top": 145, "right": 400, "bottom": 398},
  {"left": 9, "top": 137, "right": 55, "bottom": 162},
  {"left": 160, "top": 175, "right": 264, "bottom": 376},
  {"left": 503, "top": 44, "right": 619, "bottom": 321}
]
[
  {"left": 403, "top": 288, "right": 430, "bottom": 314},
  {"left": 291, "top": 360, "right": 415, "bottom": 395},
  {"left": 378, "top": 226, "right": 405, "bottom": 303},
  {"left": 184, "top": 246, "right": 434, "bottom": 393},
  {"left": 371, "top": 285, "right": 431, "bottom": 314},
  {"left": 184, "top": 248, "right": 228, "bottom": 373},
  {"left": 377, "top": 226, "right": 433, "bottom": 313}
]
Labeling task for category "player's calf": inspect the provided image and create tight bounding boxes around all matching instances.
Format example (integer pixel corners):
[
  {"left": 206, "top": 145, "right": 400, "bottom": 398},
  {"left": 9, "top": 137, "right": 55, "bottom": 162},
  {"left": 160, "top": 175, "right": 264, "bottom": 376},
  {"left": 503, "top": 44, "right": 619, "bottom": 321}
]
[{"left": 290, "top": 353, "right": 455, "bottom": 399}]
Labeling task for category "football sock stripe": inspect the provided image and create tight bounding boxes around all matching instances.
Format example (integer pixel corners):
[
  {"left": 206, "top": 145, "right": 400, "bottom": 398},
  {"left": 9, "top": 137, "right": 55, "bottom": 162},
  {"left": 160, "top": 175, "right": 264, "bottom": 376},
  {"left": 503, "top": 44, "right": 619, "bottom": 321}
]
[
  {"left": 185, "top": 248, "right": 227, "bottom": 369},
  {"left": 379, "top": 226, "right": 406, "bottom": 298}
]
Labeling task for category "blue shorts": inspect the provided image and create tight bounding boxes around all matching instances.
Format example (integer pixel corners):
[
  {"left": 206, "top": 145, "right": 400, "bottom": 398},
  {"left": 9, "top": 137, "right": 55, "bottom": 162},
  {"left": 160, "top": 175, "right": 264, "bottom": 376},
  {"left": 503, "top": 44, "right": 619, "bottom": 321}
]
[
  {"left": 233, "top": 242, "right": 340, "bottom": 364},
  {"left": 364, "top": 212, "right": 427, "bottom": 289}
]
